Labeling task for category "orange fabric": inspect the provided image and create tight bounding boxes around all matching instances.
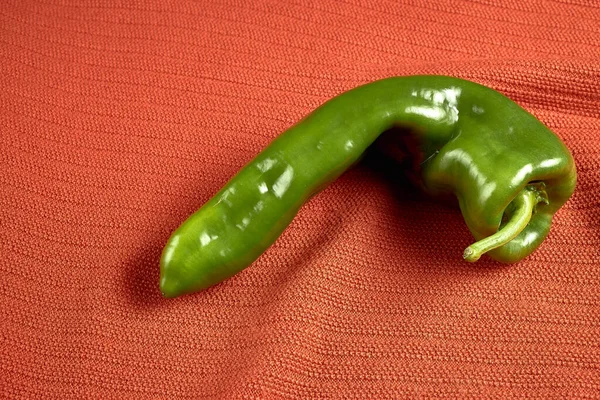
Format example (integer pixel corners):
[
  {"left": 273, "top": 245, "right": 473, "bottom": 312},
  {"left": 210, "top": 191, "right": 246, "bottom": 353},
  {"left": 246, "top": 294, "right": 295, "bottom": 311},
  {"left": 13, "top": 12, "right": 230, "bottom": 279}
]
[{"left": 1, "top": 1, "right": 599, "bottom": 398}]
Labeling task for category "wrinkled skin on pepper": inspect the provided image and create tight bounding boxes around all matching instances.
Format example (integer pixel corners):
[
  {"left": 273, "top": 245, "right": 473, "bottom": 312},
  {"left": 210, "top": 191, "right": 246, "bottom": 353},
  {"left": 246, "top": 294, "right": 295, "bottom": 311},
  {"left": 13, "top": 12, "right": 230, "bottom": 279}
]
[{"left": 160, "top": 75, "right": 576, "bottom": 298}]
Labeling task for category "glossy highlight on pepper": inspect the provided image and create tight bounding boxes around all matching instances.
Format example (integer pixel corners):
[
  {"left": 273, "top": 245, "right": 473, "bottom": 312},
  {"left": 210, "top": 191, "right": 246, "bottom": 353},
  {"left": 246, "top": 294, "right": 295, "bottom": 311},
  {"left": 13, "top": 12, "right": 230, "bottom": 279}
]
[{"left": 160, "top": 75, "right": 576, "bottom": 298}]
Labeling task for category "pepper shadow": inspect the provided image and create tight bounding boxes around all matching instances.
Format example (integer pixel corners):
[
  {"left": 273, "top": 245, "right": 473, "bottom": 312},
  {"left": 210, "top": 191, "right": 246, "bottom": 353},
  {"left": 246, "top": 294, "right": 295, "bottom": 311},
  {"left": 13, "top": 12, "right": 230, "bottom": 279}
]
[
  {"left": 361, "top": 127, "right": 509, "bottom": 275},
  {"left": 122, "top": 228, "right": 174, "bottom": 310}
]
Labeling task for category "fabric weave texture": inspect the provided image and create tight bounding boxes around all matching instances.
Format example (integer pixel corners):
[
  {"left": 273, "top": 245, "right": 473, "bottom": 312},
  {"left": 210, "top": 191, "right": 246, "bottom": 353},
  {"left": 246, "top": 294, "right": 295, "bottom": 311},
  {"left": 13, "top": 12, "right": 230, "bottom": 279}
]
[{"left": 1, "top": 1, "right": 599, "bottom": 398}]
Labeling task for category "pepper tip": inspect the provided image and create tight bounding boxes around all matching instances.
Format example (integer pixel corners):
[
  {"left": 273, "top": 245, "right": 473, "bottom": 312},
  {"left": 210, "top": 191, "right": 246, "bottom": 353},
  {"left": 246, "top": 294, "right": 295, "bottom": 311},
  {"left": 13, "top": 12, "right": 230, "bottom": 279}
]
[{"left": 160, "top": 274, "right": 182, "bottom": 298}]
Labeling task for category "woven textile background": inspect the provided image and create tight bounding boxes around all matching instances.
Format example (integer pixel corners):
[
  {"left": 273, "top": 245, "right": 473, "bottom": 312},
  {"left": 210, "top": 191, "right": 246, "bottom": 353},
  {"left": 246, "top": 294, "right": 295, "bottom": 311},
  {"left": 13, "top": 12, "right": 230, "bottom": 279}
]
[{"left": 1, "top": 0, "right": 599, "bottom": 398}]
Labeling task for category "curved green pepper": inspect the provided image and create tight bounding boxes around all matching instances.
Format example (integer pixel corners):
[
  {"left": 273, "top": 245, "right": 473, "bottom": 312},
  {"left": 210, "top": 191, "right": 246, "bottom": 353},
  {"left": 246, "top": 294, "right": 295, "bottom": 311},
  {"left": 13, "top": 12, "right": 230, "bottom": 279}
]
[{"left": 160, "top": 75, "right": 576, "bottom": 298}]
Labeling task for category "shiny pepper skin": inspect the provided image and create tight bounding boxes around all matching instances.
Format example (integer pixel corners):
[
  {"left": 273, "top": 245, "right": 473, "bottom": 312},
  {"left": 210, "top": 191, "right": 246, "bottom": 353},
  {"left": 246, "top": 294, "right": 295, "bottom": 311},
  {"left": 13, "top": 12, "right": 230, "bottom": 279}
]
[{"left": 160, "top": 76, "right": 576, "bottom": 298}]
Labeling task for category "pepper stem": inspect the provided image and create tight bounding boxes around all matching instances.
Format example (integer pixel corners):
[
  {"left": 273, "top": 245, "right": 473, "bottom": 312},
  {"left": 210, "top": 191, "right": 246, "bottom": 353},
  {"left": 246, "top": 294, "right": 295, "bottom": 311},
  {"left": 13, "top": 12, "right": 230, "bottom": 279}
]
[{"left": 463, "top": 188, "right": 538, "bottom": 262}]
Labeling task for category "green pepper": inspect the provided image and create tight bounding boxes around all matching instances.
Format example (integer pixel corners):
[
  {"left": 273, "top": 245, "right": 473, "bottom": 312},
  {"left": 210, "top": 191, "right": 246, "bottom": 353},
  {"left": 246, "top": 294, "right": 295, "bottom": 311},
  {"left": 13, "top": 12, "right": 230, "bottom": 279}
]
[{"left": 159, "top": 75, "right": 576, "bottom": 298}]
